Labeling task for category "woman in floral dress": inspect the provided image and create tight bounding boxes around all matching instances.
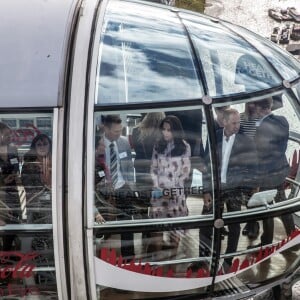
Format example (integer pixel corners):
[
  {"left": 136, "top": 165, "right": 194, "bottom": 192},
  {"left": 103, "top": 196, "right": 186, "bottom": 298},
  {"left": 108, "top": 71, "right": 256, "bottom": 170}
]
[{"left": 149, "top": 115, "right": 191, "bottom": 259}]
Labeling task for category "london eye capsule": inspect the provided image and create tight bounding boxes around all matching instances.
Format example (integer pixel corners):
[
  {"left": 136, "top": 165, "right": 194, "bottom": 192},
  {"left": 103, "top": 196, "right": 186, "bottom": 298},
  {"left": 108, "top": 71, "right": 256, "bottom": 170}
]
[{"left": 0, "top": 0, "right": 300, "bottom": 299}]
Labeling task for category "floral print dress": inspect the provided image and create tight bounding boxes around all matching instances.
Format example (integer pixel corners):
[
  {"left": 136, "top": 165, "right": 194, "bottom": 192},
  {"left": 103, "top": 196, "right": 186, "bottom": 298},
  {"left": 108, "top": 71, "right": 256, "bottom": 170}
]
[{"left": 150, "top": 141, "right": 191, "bottom": 219}]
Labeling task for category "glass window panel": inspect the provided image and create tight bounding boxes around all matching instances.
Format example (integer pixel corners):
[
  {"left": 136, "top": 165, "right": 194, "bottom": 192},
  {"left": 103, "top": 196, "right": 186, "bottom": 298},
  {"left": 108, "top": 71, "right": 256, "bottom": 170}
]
[
  {"left": 92, "top": 106, "right": 215, "bottom": 294},
  {"left": 214, "top": 94, "right": 300, "bottom": 288},
  {"left": 180, "top": 13, "right": 282, "bottom": 96},
  {"left": 92, "top": 92, "right": 300, "bottom": 295},
  {"left": 0, "top": 112, "right": 55, "bottom": 297},
  {"left": 36, "top": 117, "right": 52, "bottom": 128},
  {"left": 93, "top": 107, "right": 213, "bottom": 221},
  {"left": 225, "top": 23, "right": 300, "bottom": 81},
  {"left": 1, "top": 119, "right": 17, "bottom": 129},
  {"left": 95, "top": 1, "right": 203, "bottom": 105},
  {"left": 0, "top": 232, "right": 57, "bottom": 297},
  {"left": 91, "top": 1, "right": 300, "bottom": 295},
  {"left": 19, "top": 119, "right": 34, "bottom": 128},
  {"left": 94, "top": 225, "right": 212, "bottom": 298}
]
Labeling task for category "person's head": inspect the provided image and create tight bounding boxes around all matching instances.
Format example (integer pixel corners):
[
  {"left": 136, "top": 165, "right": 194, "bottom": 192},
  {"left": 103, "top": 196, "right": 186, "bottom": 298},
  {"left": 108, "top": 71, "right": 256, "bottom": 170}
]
[
  {"left": 139, "top": 112, "right": 166, "bottom": 129},
  {"left": 160, "top": 115, "right": 184, "bottom": 143},
  {"left": 223, "top": 108, "right": 240, "bottom": 137},
  {"left": 0, "top": 122, "right": 12, "bottom": 146},
  {"left": 244, "top": 101, "right": 257, "bottom": 118},
  {"left": 137, "top": 112, "right": 165, "bottom": 141},
  {"left": 30, "top": 134, "right": 52, "bottom": 158},
  {"left": 95, "top": 135, "right": 105, "bottom": 156},
  {"left": 103, "top": 115, "right": 123, "bottom": 142},
  {"left": 255, "top": 98, "right": 273, "bottom": 118},
  {"left": 215, "top": 105, "right": 230, "bottom": 127}
]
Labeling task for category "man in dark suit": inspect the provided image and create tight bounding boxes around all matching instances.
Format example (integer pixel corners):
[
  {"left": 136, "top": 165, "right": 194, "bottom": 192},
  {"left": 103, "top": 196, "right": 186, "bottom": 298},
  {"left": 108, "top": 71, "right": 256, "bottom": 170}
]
[
  {"left": 254, "top": 98, "right": 295, "bottom": 246},
  {"left": 198, "top": 108, "right": 258, "bottom": 272},
  {"left": 103, "top": 114, "right": 136, "bottom": 259}
]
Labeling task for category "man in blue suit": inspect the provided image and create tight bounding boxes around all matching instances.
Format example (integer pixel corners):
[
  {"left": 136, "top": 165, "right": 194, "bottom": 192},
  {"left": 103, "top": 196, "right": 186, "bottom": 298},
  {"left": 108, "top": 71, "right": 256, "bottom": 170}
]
[
  {"left": 254, "top": 98, "right": 295, "bottom": 246},
  {"left": 103, "top": 114, "right": 136, "bottom": 260}
]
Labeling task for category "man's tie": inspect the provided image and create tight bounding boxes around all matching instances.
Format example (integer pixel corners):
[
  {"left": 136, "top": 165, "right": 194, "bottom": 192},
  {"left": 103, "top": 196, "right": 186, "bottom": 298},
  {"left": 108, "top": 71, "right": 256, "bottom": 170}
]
[{"left": 110, "top": 142, "right": 118, "bottom": 187}]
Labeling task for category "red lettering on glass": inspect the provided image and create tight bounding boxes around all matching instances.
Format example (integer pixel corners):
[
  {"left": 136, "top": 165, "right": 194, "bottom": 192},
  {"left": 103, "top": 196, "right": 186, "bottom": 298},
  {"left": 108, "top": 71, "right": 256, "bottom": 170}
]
[
  {"left": 0, "top": 251, "right": 38, "bottom": 279},
  {"left": 10, "top": 124, "right": 41, "bottom": 146},
  {"left": 99, "top": 229, "right": 300, "bottom": 277}
]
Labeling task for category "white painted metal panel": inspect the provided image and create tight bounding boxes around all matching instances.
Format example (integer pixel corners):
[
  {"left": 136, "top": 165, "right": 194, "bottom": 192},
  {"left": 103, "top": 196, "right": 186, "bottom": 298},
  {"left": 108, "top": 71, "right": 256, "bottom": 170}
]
[{"left": 0, "top": 0, "right": 76, "bottom": 107}]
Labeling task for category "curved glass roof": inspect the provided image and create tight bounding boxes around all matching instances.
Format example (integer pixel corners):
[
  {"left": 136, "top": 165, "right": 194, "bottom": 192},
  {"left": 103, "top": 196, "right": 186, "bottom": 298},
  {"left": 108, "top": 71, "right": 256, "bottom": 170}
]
[{"left": 96, "top": 0, "right": 300, "bottom": 105}]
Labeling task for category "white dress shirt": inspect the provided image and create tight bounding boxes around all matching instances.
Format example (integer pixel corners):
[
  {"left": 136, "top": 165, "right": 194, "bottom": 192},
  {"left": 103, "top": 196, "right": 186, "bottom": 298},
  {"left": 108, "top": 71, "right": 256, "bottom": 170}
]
[{"left": 221, "top": 132, "right": 235, "bottom": 184}]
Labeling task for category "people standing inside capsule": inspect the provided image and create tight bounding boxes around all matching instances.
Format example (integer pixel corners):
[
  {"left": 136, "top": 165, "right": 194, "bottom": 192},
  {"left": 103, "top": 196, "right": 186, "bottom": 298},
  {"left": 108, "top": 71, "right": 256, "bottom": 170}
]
[
  {"left": 214, "top": 106, "right": 230, "bottom": 131},
  {"left": 197, "top": 105, "right": 231, "bottom": 260},
  {"left": 198, "top": 109, "right": 258, "bottom": 272},
  {"left": 94, "top": 134, "right": 109, "bottom": 224},
  {"left": 148, "top": 115, "right": 191, "bottom": 260},
  {"left": 102, "top": 114, "right": 136, "bottom": 260},
  {"left": 240, "top": 102, "right": 261, "bottom": 239},
  {"left": 0, "top": 122, "right": 21, "bottom": 251},
  {"left": 251, "top": 98, "right": 295, "bottom": 248},
  {"left": 166, "top": 109, "right": 204, "bottom": 157},
  {"left": 240, "top": 102, "right": 260, "bottom": 139},
  {"left": 166, "top": 109, "right": 205, "bottom": 198},
  {"left": 131, "top": 112, "right": 165, "bottom": 218},
  {"left": 22, "top": 134, "right": 52, "bottom": 224}
]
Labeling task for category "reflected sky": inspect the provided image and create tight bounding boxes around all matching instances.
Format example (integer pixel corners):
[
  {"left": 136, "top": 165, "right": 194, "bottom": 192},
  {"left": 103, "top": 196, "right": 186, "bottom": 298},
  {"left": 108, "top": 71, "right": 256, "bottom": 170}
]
[
  {"left": 225, "top": 23, "right": 300, "bottom": 81},
  {"left": 95, "top": 0, "right": 300, "bottom": 105},
  {"left": 96, "top": 1, "right": 202, "bottom": 104},
  {"left": 181, "top": 14, "right": 282, "bottom": 96}
]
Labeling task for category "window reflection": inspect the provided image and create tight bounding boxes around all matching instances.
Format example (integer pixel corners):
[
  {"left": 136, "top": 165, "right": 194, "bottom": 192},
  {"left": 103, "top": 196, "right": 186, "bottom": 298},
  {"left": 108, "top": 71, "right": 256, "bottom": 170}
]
[
  {"left": 93, "top": 108, "right": 210, "bottom": 263},
  {"left": 131, "top": 113, "right": 165, "bottom": 219},
  {"left": 94, "top": 108, "right": 208, "bottom": 220},
  {"left": 21, "top": 134, "right": 52, "bottom": 224},
  {"left": 0, "top": 113, "right": 55, "bottom": 297},
  {"left": 181, "top": 14, "right": 282, "bottom": 96},
  {"left": 93, "top": 94, "right": 300, "bottom": 292},
  {"left": 92, "top": 0, "right": 300, "bottom": 296},
  {"left": 218, "top": 95, "right": 299, "bottom": 272},
  {"left": 0, "top": 122, "right": 20, "bottom": 251},
  {"left": 96, "top": 1, "right": 202, "bottom": 104},
  {"left": 226, "top": 23, "right": 300, "bottom": 81}
]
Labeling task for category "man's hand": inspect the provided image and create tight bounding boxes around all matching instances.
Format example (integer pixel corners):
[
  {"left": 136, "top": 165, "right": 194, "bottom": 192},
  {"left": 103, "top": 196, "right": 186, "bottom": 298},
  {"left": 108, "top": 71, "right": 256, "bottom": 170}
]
[
  {"left": 4, "top": 174, "right": 16, "bottom": 185},
  {"left": 95, "top": 213, "right": 105, "bottom": 224}
]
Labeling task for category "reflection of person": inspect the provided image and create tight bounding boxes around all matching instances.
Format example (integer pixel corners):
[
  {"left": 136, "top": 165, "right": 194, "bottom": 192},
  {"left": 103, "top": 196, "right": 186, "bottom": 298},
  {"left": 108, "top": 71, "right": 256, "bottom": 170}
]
[
  {"left": 94, "top": 135, "right": 112, "bottom": 223},
  {"left": 149, "top": 115, "right": 191, "bottom": 258},
  {"left": 200, "top": 109, "right": 258, "bottom": 272},
  {"left": 22, "top": 134, "right": 52, "bottom": 223},
  {"left": 166, "top": 109, "right": 204, "bottom": 191},
  {"left": 131, "top": 112, "right": 165, "bottom": 213},
  {"left": 240, "top": 102, "right": 260, "bottom": 139},
  {"left": 95, "top": 135, "right": 108, "bottom": 187},
  {"left": 103, "top": 115, "right": 135, "bottom": 259},
  {"left": 214, "top": 106, "right": 230, "bottom": 131},
  {"left": 94, "top": 209, "right": 105, "bottom": 223},
  {"left": 253, "top": 98, "right": 295, "bottom": 247},
  {"left": 200, "top": 106, "right": 231, "bottom": 240},
  {"left": 0, "top": 122, "right": 20, "bottom": 251},
  {"left": 166, "top": 110, "right": 203, "bottom": 157},
  {"left": 240, "top": 102, "right": 260, "bottom": 239}
]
